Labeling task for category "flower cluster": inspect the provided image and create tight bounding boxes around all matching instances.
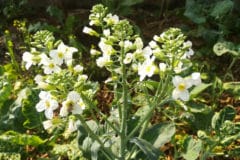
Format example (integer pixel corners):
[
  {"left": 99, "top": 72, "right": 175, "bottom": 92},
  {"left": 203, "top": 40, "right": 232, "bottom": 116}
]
[
  {"left": 21, "top": 33, "right": 97, "bottom": 136},
  {"left": 22, "top": 42, "right": 78, "bottom": 74},
  {"left": 83, "top": 5, "right": 195, "bottom": 83}
]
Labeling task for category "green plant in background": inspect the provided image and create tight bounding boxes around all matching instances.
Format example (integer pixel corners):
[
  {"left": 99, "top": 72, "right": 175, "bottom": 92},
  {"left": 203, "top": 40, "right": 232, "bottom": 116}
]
[
  {"left": 101, "top": 0, "right": 144, "bottom": 16},
  {"left": 184, "top": 0, "right": 237, "bottom": 43}
]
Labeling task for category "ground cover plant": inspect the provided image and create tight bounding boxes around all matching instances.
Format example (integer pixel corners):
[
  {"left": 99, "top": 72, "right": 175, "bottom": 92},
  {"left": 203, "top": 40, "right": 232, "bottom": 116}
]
[{"left": 0, "top": 1, "right": 240, "bottom": 160}]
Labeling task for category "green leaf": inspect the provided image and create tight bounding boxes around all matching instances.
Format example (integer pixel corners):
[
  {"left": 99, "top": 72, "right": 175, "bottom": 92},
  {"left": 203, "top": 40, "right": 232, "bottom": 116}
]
[
  {"left": 190, "top": 83, "right": 212, "bottom": 98},
  {"left": 130, "top": 137, "right": 162, "bottom": 160},
  {"left": 181, "top": 136, "right": 202, "bottom": 160},
  {"left": 0, "top": 131, "right": 45, "bottom": 147},
  {"left": 91, "top": 141, "right": 100, "bottom": 160},
  {"left": 82, "top": 137, "right": 93, "bottom": 152},
  {"left": 223, "top": 82, "right": 240, "bottom": 95},
  {"left": 52, "top": 139, "right": 85, "bottom": 160},
  {"left": 187, "top": 101, "right": 211, "bottom": 113},
  {"left": 46, "top": 5, "right": 64, "bottom": 23},
  {"left": 134, "top": 105, "right": 151, "bottom": 122},
  {"left": 211, "top": 106, "right": 236, "bottom": 132},
  {"left": 229, "top": 147, "right": 240, "bottom": 157},
  {"left": 0, "top": 80, "right": 12, "bottom": 102},
  {"left": 143, "top": 122, "right": 175, "bottom": 148},
  {"left": 221, "top": 133, "right": 240, "bottom": 145},
  {"left": 21, "top": 89, "right": 41, "bottom": 129},
  {"left": 210, "top": 0, "right": 233, "bottom": 19},
  {"left": 184, "top": 0, "right": 206, "bottom": 24}
]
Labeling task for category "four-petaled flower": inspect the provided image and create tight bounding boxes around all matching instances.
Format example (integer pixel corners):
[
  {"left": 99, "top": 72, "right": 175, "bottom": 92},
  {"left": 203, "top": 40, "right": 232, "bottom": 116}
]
[
  {"left": 138, "top": 56, "right": 156, "bottom": 81},
  {"left": 50, "top": 42, "right": 78, "bottom": 66},
  {"left": 41, "top": 57, "right": 61, "bottom": 74},
  {"left": 172, "top": 76, "right": 193, "bottom": 101},
  {"left": 36, "top": 91, "right": 59, "bottom": 119},
  {"left": 60, "top": 91, "right": 86, "bottom": 117},
  {"left": 22, "top": 51, "right": 40, "bottom": 70}
]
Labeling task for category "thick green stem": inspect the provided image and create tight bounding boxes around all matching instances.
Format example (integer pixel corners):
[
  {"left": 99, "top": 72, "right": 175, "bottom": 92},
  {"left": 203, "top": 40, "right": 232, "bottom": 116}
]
[{"left": 119, "top": 43, "right": 128, "bottom": 160}]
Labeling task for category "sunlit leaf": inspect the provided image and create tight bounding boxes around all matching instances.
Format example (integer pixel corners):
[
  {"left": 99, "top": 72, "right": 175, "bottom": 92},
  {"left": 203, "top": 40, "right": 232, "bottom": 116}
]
[
  {"left": 211, "top": 106, "right": 236, "bottom": 132},
  {"left": 190, "top": 83, "right": 212, "bottom": 98},
  {"left": 0, "top": 131, "right": 45, "bottom": 147},
  {"left": 130, "top": 137, "right": 162, "bottom": 160},
  {"left": 181, "top": 136, "right": 202, "bottom": 160},
  {"left": 143, "top": 122, "right": 175, "bottom": 148}
]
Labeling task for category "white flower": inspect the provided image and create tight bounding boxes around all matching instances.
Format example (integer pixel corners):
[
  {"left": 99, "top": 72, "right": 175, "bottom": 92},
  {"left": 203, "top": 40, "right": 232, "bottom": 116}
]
[
  {"left": 41, "top": 57, "right": 61, "bottom": 74},
  {"left": 34, "top": 75, "right": 50, "bottom": 89},
  {"left": 172, "top": 76, "right": 193, "bottom": 101},
  {"left": 138, "top": 56, "right": 156, "bottom": 81},
  {"left": 98, "top": 38, "right": 115, "bottom": 55},
  {"left": 57, "top": 42, "right": 78, "bottom": 66},
  {"left": 183, "top": 48, "right": 194, "bottom": 59},
  {"left": 43, "top": 120, "right": 53, "bottom": 130},
  {"left": 22, "top": 52, "right": 40, "bottom": 70},
  {"left": 67, "top": 119, "right": 80, "bottom": 133},
  {"left": 83, "top": 26, "right": 99, "bottom": 36},
  {"left": 183, "top": 40, "right": 192, "bottom": 48},
  {"left": 124, "top": 40, "right": 133, "bottom": 51},
  {"left": 159, "top": 63, "right": 167, "bottom": 72},
  {"left": 96, "top": 55, "right": 111, "bottom": 68},
  {"left": 78, "top": 75, "right": 88, "bottom": 81},
  {"left": 142, "top": 46, "right": 152, "bottom": 59},
  {"left": 134, "top": 37, "right": 143, "bottom": 50},
  {"left": 153, "top": 35, "right": 161, "bottom": 42},
  {"left": 191, "top": 72, "right": 201, "bottom": 86},
  {"left": 149, "top": 40, "right": 158, "bottom": 49},
  {"left": 123, "top": 53, "right": 133, "bottom": 64},
  {"left": 60, "top": 91, "right": 85, "bottom": 117},
  {"left": 90, "top": 49, "right": 101, "bottom": 56},
  {"left": 36, "top": 91, "right": 59, "bottom": 119},
  {"left": 49, "top": 49, "right": 64, "bottom": 65},
  {"left": 34, "top": 74, "right": 43, "bottom": 84},
  {"left": 104, "top": 13, "right": 119, "bottom": 25},
  {"left": 73, "top": 65, "right": 83, "bottom": 73},
  {"left": 103, "top": 29, "right": 111, "bottom": 36}
]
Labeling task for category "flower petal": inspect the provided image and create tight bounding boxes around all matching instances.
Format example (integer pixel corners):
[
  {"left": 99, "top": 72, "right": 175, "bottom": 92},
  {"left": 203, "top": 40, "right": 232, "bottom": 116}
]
[
  {"left": 60, "top": 105, "right": 69, "bottom": 117},
  {"left": 72, "top": 104, "right": 83, "bottom": 115},
  {"left": 36, "top": 101, "right": 46, "bottom": 112},
  {"left": 45, "top": 108, "right": 54, "bottom": 119},
  {"left": 172, "top": 76, "right": 183, "bottom": 87},
  {"left": 179, "top": 90, "right": 190, "bottom": 101},
  {"left": 172, "top": 88, "right": 181, "bottom": 100}
]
